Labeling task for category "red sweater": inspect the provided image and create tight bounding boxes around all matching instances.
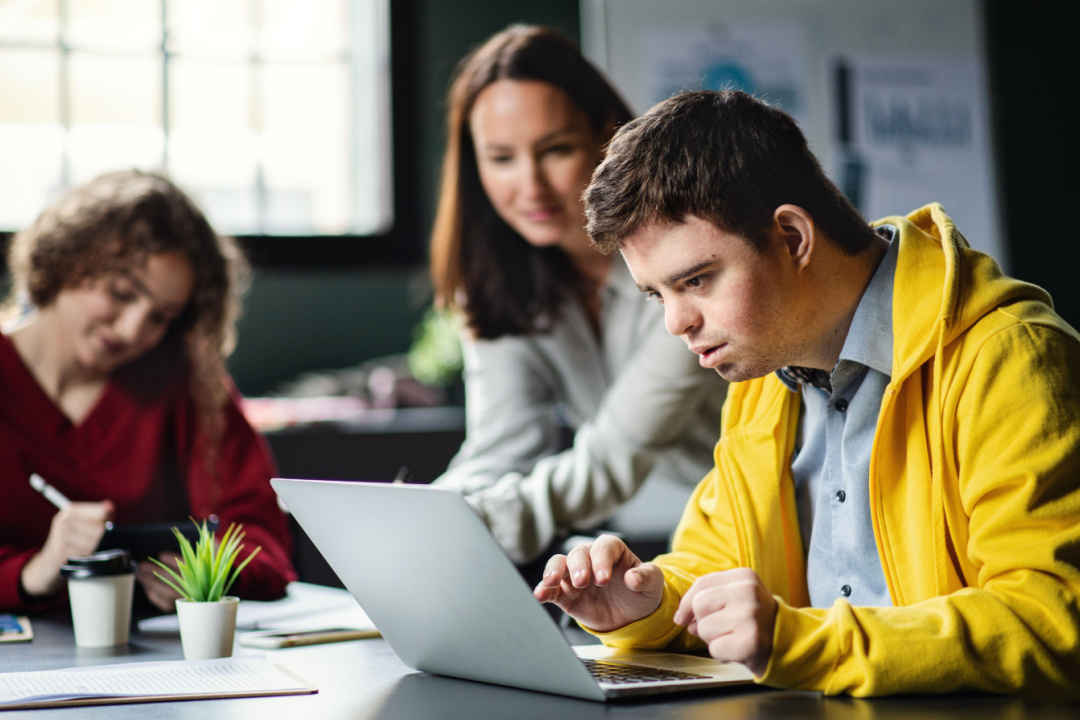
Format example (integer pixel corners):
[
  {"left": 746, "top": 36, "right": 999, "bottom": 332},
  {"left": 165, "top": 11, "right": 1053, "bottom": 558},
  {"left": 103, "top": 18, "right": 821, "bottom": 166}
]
[{"left": 0, "top": 333, "right": 295, "bottom": 612}]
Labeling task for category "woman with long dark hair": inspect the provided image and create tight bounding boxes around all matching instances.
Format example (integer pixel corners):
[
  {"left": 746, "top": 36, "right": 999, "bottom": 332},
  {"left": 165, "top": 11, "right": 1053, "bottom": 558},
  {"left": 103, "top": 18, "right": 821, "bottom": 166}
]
[{"left": 430, "top": 26, "right": 727, "bottom": 563}]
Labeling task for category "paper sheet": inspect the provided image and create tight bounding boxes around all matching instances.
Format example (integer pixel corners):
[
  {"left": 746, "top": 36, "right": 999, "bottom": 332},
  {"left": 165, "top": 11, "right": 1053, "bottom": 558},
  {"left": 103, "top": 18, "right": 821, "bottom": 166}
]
[{"left": 0, "top": 658, "right": 313, "bottom": 709}]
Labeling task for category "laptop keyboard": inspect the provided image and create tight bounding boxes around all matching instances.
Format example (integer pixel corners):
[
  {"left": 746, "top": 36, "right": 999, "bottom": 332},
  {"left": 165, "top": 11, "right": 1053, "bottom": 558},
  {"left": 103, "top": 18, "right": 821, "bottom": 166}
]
[{"left": 582, "top": 658, "right": 711, "bottom": 685}]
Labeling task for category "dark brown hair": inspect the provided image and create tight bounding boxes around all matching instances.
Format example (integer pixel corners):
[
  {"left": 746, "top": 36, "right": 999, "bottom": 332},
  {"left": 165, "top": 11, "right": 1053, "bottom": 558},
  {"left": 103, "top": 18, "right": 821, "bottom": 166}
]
[
  {"left": 3, "top": 168, "right": 249, "bottom": 452},
  {"left": 429, "top": 24, "right": 633, "bottom": 339},
  {"left": 586, "top": 90, "right": 874, "bottom": 255}
]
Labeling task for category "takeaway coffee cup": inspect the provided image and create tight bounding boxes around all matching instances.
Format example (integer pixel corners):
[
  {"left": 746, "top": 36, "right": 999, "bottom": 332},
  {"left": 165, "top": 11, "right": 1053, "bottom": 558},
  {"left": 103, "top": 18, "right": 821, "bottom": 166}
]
[{"left": 60, "top": 549, "right": 137, "bottom": 648}]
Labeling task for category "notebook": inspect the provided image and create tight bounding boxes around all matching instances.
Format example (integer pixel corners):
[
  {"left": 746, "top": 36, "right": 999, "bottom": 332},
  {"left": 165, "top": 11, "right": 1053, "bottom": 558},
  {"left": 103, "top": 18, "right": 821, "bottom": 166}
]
[{"left": 271, "top": 478, "right": 754, "bottom": 701}]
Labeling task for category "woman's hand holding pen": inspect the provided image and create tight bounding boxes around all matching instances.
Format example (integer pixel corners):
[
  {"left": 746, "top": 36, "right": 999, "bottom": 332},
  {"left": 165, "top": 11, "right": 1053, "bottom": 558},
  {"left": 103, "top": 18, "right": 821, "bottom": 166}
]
[{"left": 20, "top": 501, "right": 115, "bottom": 597}]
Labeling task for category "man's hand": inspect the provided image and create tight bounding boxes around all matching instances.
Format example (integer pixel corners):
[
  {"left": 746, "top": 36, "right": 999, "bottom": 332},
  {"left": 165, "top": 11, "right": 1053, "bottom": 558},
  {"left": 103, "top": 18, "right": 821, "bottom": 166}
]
[
  {"left": 533, "top": 534, "right": 664, "bottom": 632},
  {"left": 20, "top": 501, "right": 115, "bottom": 597},
  {"left": 673, "top": 568, "right": 777, "bottom": 677},
  {"left": 137, "top": 551, "right": 184, "bottom": 612}
]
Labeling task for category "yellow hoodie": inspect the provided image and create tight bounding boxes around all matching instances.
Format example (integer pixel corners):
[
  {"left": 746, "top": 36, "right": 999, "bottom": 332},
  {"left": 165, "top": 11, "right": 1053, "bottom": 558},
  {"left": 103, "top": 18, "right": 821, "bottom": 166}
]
[{"left": 595, "top": 205, "right": 1080, "bottom": 700}]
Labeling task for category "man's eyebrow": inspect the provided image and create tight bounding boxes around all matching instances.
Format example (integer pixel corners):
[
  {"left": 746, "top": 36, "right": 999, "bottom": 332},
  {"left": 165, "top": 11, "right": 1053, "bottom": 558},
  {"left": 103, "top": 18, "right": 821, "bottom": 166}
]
[{"left": 637, "top": 260, "right": 715, "bottom": 294}]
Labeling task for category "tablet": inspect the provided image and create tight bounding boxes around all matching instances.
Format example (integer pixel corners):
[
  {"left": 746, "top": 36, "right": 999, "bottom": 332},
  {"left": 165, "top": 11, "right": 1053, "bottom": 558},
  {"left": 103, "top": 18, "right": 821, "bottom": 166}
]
[{"left": 96, "top": 521, "right": 214, "bottom": 560}]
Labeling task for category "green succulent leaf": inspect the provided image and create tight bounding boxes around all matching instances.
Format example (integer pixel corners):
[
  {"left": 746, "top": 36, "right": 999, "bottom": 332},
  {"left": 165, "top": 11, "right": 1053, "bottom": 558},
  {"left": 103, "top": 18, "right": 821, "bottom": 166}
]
[
  {"left": 159, "top": 519, "right": 262, "bottom": 603},
  {"left": 149, "top": 555, "right": 195, "bottom": 602}
]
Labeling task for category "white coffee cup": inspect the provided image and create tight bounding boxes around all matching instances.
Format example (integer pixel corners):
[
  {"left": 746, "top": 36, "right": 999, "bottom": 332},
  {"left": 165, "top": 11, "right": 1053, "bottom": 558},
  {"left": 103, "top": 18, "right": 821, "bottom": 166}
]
[{"left": 60, "top": 549, "right": 137, "bottom": 648}]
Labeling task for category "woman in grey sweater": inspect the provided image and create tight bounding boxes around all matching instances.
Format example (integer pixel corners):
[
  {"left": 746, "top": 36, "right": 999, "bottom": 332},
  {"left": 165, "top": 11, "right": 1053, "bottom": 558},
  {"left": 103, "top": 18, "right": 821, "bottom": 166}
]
[{"left": 430, "top": 25, "right": 726, "bottom": 563}]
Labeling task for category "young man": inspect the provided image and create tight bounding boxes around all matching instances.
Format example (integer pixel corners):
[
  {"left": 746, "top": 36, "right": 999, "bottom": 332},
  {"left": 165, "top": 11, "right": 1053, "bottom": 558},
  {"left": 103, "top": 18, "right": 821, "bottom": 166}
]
[{"left": 534, "top": 90, "right": 1080, "bottom": 700}]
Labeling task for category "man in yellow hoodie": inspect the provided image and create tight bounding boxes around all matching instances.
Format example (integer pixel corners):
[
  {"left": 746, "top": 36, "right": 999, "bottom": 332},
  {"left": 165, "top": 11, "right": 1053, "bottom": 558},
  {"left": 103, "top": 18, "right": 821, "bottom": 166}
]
[{"left": 534, "top": 90, "right": 1080, "bottom": 700}]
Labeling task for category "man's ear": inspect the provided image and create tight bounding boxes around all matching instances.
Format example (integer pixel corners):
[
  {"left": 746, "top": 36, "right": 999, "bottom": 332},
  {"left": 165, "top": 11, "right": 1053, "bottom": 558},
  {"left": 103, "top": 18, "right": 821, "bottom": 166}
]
[{"left": 773, "top": 205, "right": 815, "bottom": 271}]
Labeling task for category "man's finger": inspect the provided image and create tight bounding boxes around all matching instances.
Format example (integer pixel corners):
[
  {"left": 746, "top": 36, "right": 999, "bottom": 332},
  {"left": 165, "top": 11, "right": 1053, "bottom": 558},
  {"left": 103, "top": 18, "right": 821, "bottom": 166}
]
[
  {"left": 589, "top": 534, "right": 631, "bottom": 585},
  {"left": 538, "top": 554, "right": 569, "bottom": 589},
  {"left": 564, "top": 542, "right": 596, "bottom": 589},
  {"left": 533, "top": 577, "right": 565, "bottom": 603},
  {"left": 675, "top": 568, "right": 753, "bottom": 625},
  {"left": 624, "top": 562, "right": 663, "bottom": 595},
  {"left": 673, "top": 581, "right": 704, "bottom": 626}
]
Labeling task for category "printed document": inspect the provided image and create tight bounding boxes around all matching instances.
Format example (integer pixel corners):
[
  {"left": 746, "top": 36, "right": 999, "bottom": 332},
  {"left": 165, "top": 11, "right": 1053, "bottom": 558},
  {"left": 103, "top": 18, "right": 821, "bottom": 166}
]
[{"left": 0, "top": 657, "right": 315, "bottom": 710}]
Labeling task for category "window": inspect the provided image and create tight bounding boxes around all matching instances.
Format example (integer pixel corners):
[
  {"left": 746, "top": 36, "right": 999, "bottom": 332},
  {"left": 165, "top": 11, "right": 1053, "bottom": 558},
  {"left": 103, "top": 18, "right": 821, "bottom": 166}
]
[{"left": 0, "top": 0, "right": 396, "bottom": 246}]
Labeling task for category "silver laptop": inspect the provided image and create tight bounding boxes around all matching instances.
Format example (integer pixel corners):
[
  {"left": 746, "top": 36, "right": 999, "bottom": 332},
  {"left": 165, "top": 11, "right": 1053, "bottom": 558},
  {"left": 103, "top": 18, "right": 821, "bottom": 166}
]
[{"left": 271, "top": 478, "right": 754, "bottom": 701}]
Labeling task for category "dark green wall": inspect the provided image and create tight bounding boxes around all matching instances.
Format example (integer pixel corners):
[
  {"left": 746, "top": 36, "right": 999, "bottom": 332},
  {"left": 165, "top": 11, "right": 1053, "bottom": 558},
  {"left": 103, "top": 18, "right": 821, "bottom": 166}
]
[{"left": 228, "top": 268, "right": 430, "bottom": 395}]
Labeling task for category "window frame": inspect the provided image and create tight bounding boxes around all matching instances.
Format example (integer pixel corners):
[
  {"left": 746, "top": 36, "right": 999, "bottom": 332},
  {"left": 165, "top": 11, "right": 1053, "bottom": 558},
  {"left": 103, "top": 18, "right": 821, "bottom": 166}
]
[
  {"left": 237, "top": 0, "right": 423, "bottom": 268},
  {"left": 0, "top": 0, "right": 423, "bottom": 271}
]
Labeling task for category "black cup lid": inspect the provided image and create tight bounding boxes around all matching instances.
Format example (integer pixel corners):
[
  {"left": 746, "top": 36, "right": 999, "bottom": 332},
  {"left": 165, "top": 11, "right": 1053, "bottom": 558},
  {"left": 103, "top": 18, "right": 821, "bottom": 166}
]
[{"left": 60, "top": 548, "right": 137, "bottom": 579}]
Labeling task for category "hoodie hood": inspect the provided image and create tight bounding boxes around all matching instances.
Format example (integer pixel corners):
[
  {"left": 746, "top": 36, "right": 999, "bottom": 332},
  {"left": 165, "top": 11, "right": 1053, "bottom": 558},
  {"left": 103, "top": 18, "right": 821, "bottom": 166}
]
[
  {"left": 875, "top": 203, "right": 1052, "bottom": 384},
  {"left": 873, "top": 203, "right": 1063, "bottom": 600}
]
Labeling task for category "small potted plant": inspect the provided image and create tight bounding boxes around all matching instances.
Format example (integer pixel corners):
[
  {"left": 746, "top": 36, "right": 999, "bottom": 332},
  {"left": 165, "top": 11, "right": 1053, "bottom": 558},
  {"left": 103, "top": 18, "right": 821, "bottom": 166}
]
[{"left": 151, "top": 519, "right": 260, "bottom": 660}]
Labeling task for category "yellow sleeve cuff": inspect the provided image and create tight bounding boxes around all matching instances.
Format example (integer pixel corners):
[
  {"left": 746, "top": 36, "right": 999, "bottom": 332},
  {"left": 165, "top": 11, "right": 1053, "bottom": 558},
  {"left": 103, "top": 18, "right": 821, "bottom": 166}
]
[{"left": 582, "top": 582, "right": 695, "bottom": 650}]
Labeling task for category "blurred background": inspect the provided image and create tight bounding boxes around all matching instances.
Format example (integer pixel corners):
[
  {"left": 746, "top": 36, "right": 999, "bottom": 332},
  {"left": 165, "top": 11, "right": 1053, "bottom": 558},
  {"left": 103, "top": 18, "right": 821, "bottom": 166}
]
[{"left": 0, "top": 0, "right": 1075, "bottom": 459}]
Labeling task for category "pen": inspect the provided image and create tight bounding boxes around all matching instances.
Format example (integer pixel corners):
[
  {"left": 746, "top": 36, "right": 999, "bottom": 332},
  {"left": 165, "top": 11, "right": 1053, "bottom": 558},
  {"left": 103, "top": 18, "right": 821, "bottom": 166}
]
[{"left": 29, "top": 473, "right": 113, "bottom": 531}]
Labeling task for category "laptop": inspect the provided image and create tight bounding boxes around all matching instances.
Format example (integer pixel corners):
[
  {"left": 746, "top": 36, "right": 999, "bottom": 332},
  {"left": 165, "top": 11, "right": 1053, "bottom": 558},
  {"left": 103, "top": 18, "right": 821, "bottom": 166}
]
[{"left": 271, "top": 478, "right": 755, "bottom": 701}]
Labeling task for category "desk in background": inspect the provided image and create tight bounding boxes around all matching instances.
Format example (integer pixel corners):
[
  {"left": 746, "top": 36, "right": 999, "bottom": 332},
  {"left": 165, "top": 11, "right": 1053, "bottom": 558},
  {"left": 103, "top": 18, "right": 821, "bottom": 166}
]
[
  {"left": 257, "top": 406, "right": 467, "bottom": 587},
  {"left": 3, "top": 609, "right": 1078, "bottom": 720},
  {"left": 259, "top": 405, "right": 468, "bottom": 484},
  {"left": 259, "top": 404, "right": 577, "bottom": 589}
]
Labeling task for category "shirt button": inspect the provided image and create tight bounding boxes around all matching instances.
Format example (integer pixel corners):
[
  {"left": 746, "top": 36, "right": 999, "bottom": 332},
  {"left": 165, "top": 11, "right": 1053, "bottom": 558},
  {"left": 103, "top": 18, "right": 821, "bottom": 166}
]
[
  {"left": 835, "top": 490, "right": 846, "bottom": 503},
  {"left": 840, "top": 584, "right": 852, "bottom": 597},
  {"left": 835, "top": 398, "right": 849, "bottom": 412}
]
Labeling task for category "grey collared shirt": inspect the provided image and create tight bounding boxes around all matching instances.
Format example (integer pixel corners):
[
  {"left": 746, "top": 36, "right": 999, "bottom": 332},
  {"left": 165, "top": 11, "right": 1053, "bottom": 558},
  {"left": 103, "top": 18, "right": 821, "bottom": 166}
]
[{"left": 777, "top": 227, "right": 898, "bottom": 608}]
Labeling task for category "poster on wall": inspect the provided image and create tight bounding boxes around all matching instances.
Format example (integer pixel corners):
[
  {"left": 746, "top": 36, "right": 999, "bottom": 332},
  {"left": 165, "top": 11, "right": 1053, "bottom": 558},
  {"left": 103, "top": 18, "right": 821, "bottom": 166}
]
[
  {"left": 642, "top": 23, "right": 810, "bottom": 130},
  {"left": 584, "top": 0, "right": 1003, "bottom": 266},
  {"left": 834, "top": 56, "right": 998, "bottom": 259}
]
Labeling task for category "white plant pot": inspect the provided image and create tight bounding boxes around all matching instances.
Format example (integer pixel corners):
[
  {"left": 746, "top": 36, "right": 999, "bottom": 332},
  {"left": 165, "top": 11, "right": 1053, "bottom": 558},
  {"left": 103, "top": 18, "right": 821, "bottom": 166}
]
[{"left": 176, "top": 597, "right": 239, "bottom": 661}]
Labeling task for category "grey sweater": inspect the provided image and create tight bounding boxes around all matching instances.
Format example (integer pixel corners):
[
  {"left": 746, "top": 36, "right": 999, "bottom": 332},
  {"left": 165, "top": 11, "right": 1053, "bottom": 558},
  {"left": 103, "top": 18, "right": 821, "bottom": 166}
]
[{"left": 435, "top": 260, "right": 727, "bottom": 562}]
